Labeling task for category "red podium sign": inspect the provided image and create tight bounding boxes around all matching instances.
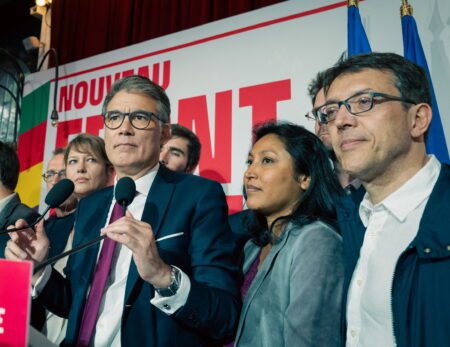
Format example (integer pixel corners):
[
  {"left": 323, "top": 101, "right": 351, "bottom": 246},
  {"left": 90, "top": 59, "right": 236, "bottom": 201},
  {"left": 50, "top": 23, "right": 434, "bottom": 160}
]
[{"left": 0, "top": 259, "right": 32, "bottom": 347}]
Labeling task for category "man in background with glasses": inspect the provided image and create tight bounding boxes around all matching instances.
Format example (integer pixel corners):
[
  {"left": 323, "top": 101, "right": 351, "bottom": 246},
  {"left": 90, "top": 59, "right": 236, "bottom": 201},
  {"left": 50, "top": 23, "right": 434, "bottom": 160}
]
[
  {"left": 321, "top": 52, "right": 450, "bottom": 347},
  {"left": 0, "top": 141, "right": 39, "bottom": 258},
  {"left": 42, "top": 147, "right": 77, "bottom": 218},
  {"left": 6, "top": 75, "right": 239, "bottom": 347},
  {"left": 306, "top": 70, "right": 362, "bottom": 196}
]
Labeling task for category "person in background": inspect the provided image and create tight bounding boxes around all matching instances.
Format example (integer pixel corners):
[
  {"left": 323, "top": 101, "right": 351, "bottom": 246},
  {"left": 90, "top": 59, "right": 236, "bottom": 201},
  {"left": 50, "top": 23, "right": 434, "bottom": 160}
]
[
  {"left": 321, "top": 52, "right": 450, "bottom": 347},
  {"left": 306, "top": 69, "right": 362, "bottom": 196},
  {"left": 42, "top": 147, "right": 77, "bottom": 218},
  {"left": 233, "top": 121, "right": 344, "bottom": 347},
  {"left": 0, "top": 141, "right": 39, "bottom": 257},
  {"left": 159, "top": 123, "right": 201, "bottom": 173},
  {"left": 41, "top": 133, "right": 114, "bottom": 345},
  {"left": 6, "top": 75, "right": 239, "bottom": 347}
]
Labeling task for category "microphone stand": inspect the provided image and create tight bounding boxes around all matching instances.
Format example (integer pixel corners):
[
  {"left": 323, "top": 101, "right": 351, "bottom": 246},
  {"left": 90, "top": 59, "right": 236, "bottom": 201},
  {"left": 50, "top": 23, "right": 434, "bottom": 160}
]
[{"left": 0, "top": 205, "right": 51, "bottom": 235}]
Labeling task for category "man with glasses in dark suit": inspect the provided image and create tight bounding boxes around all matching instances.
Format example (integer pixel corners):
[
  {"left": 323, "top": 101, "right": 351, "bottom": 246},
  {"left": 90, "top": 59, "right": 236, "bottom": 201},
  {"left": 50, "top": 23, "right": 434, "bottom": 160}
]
[{"left": 6, "top": 75, "right": 239, "bottom": 347}]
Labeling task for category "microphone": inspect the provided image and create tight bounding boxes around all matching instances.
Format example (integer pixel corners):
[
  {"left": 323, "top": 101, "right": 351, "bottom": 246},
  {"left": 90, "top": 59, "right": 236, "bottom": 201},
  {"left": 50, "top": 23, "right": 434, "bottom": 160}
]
[
  {"left": 114, "top": 176, "right": 136, "bottom": 215},
  {"left": 34, "top": 177, "right": 136, "bottom": 274},
  {"left": 0, "top": 179, "right": 75, "bottom": 235}
]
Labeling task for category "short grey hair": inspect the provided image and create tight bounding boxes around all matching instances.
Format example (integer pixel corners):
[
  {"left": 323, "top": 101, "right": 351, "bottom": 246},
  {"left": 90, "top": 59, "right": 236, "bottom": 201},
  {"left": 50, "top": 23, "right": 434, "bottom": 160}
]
[{"left": 102, "top": 75, "right": 171, "bottom": 123}]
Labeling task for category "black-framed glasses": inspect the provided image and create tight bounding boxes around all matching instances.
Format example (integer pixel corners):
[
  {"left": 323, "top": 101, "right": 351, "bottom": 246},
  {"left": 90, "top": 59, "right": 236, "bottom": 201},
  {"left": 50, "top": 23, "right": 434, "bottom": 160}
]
[
  {"left": 42, "top": 169, "right": 66, "bottom": 182},
  {"left": 305, "top": 104, "right": 327, "bottom": 122},
  {"left": 103, "top": 110, "right": 164, "bottom": 130},
  {"left": 317, "top": 91, "right": 416, "bottom": 124}
]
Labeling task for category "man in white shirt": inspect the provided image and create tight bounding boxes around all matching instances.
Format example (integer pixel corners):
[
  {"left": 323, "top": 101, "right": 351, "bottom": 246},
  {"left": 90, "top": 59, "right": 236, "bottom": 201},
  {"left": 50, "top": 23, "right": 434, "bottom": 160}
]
[
  {"left": 5, "top": 75, "right": 239, "bottom": 347},
  {"left": 319, "top": 52, "right": 450, "bottom": 347}
]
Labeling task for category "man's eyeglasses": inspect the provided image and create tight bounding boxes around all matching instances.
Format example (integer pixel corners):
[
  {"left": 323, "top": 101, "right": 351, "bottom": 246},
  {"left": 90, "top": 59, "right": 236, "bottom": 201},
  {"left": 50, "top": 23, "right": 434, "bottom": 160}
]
[
  {"left": 305, "top": 105, "right": 327, "bottom": 122},
  {"left": 317, "top": 91, "right": 416, "bottom": 124},
  {"left": 42, "top": 170, "right": 66, "bottom": 182},
  {"left": 103, "top": 110, "right": 164, "bottom": 130}
]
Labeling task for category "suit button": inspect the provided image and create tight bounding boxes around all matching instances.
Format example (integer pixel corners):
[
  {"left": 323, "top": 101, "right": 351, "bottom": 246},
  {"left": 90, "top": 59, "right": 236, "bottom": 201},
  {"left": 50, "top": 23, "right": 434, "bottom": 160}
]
[
  {"left": 446, "top": 245, "right": 450, "bottom": 251},
  {"left": 424, "top": 247, "right": 432, "bottom": 254},
  {"left": 163, "top": 304, "right": 171, "bottom": 310}
]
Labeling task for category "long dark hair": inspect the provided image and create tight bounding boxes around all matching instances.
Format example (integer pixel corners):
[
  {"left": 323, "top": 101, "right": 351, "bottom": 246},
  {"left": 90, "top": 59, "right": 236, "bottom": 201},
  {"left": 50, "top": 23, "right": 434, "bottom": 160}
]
[{"left": 246, "top": 121, "right": 343, "bottom": 247}]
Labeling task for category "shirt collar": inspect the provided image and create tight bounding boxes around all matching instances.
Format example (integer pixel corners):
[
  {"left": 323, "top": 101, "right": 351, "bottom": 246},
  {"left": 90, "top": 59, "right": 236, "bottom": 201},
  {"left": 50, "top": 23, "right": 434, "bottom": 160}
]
[
  {"left": 113, "top": 163, "right": 160, "bottom": 199},
  {"left": 359, "top": 155, "right": 441, "bottom": 226}
]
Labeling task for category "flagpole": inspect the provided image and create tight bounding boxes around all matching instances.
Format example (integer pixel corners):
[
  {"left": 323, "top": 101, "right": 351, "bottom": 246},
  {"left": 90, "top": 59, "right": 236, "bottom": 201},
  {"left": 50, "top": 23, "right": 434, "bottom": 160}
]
[
  {"left": 347, "top": 0, "right": 371, "bottom": 56},
  {"left": 400, "top": 0, "right": 450, "bottom": 163},
  {"left": 400, "top": 0, "right": 412, "bottom": 17}
]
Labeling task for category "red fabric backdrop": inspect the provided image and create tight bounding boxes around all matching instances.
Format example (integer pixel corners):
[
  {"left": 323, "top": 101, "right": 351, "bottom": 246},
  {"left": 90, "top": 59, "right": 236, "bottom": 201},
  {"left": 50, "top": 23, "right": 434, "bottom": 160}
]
[{"left": 51, "top": 0, "right": 285, "bottom": 66}]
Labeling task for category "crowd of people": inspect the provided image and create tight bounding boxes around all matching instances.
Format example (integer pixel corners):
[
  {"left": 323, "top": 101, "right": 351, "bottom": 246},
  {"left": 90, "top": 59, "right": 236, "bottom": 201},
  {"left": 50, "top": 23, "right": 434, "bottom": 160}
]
[{"left": 0, "top": 51, "right": 449, "bottom": 347}]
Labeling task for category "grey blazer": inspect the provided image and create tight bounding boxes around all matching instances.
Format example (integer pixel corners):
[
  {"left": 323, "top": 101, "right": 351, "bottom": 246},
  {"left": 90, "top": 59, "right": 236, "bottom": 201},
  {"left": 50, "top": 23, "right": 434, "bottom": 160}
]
[{"left": 234, "top": 221, "right": 344, "bottom": 347}]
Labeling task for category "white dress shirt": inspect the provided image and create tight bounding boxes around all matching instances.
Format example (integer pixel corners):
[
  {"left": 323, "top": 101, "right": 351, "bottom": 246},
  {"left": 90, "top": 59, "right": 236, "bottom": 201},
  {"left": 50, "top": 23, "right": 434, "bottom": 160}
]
[
  {"left": 35, "top": 164, "right": 191, "bottom": 347},
  {"left": 346, "top": 155, "right": 441, "bottom": 347}
]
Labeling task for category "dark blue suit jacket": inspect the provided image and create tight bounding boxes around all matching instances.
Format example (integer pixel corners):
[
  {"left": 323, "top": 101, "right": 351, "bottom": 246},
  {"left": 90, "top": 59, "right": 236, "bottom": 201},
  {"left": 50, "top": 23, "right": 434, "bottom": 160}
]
[
  {"left": 337, "top": 164, "right": 450, "bottom": 347},
  {"left": 39, "top": 165, "right": 240, "bottom": 346},
  {"left": 45, "top": 213, "right": 75, "bottom": 258}
]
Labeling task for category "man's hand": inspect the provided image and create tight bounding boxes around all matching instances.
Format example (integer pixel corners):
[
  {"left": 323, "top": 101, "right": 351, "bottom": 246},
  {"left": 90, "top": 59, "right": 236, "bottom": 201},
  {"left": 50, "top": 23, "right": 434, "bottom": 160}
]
[
  {"left": 5, "top": 219, "right": 50, "bottom": 283},
  {"left": 101, "top": 211, "right": 171, "bottom": 288}
]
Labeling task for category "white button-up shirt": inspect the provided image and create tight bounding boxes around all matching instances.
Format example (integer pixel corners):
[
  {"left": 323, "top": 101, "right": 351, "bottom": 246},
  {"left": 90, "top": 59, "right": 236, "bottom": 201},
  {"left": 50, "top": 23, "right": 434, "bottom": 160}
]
[{"left": 346, "top": 155, "right": 441, "bottom": 347}]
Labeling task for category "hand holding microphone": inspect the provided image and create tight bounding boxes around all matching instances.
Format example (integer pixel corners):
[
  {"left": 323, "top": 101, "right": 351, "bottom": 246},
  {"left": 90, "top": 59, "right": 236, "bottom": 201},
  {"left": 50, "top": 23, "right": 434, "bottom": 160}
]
[
  {"left": 33, "top": 177, "right": 136, "bottom": 274},
  {"left": 4, "top": 179, "right": 75, "bottom": 281},
  {"left": 5, "top": 218, "right": 50, "bottom": 282}
]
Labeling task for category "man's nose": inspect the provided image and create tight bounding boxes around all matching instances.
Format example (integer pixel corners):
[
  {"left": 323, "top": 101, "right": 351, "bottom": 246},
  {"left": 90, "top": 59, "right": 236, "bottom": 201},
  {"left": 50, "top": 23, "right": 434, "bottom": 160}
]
[
  {"left": 118, "top": 114, "right": 134, "bottom": 135},
  {"left": 159, "top": 149, "right": 169, "bottom": 165},
  {"left": 334, "top": 104, "right": 357, "bottom": 129}
]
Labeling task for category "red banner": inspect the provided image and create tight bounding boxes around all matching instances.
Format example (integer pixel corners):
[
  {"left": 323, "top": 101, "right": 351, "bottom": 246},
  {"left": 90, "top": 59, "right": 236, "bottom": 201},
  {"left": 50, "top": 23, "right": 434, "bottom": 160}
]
[{"left": 0, "top": 259, "right": 32, "bottom": 347}]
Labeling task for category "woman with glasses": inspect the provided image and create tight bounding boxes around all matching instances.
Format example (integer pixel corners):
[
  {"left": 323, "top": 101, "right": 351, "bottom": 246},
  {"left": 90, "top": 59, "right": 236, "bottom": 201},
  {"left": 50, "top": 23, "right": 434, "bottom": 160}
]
[
  {"left": 40, "top": 133, "right": 114, "bottom": 345},
  {"left": 232, "top": 121, "right": 344, "bottom": 347}
]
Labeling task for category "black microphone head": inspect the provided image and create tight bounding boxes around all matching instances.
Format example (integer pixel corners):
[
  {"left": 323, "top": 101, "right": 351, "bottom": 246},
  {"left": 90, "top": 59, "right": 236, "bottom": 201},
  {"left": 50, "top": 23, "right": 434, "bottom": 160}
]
[
  {"left": 115, "top": 177, "right": 136, "bottom": 207},
  {"left": 45, "top": 178, "right": 75, "bottom": 208}
]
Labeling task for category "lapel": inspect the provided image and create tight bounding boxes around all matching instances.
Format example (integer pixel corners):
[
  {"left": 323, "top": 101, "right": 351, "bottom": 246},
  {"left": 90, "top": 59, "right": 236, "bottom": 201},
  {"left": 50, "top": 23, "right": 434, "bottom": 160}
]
[
  {"left": 235, "top": 223, "right": 293, "bottom": 344},
  {"left": 0, "top": 194, "right": 20, "bottom": 229},
  {"left": 124, "top": 165, "right": 176, "bottom": 303}
]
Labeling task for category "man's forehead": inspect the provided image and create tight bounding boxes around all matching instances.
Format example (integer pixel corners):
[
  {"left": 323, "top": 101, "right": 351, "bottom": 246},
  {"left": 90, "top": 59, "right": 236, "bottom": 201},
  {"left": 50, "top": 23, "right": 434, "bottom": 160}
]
[
  {"left": 107, "top": 90, "right": 157, "bottom": 111},
  {"left": 166, "top": 136, "right": 189, "bottom": 151},
  {"left": 313, "top": 88, "right": 326, "bottom": 108},
  {"left": 48, "top": 153, "right": 64, "bottom": 169},
  {"left": 326, "top": 69, "right": 396, "bottom": 98}
]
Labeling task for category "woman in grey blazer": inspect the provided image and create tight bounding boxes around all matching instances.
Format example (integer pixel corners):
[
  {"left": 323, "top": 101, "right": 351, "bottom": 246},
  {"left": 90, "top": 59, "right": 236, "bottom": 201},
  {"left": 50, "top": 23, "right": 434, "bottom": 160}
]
[{"left": 234, "top": 121, "right": 344, "bottom": 347}]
